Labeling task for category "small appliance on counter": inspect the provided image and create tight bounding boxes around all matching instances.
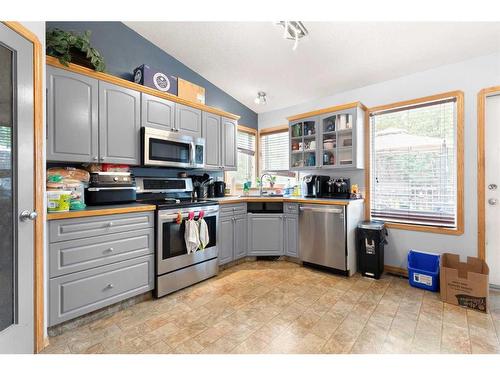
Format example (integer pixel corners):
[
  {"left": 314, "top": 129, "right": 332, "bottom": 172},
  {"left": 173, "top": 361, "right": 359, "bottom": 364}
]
[
  {"left": 214, "top": 181, "right": 226, "bottom": 197},
  {"left": 321, "top": 177, "right": 351, "bottom": 199},
  {"left": 85, "top": 172, "right": 137, "bottom": 205}
]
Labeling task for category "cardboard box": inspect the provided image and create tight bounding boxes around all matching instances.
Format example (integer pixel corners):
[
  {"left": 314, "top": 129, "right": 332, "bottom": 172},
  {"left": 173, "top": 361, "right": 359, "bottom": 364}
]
[
  {"left": 440, "top": 253, "right": 489, "bottom": 313},
  {"left": 178, "top": 78, "right": 206, "bottom": 104},
  {"left": 133, "top": 65, "right": 178, "bottom": 95}
]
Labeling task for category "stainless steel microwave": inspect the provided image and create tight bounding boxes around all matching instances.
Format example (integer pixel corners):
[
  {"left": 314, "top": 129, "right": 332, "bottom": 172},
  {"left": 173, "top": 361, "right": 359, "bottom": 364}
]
[{"left": 142, "top": 127, "right": 205, "bottom": 168}]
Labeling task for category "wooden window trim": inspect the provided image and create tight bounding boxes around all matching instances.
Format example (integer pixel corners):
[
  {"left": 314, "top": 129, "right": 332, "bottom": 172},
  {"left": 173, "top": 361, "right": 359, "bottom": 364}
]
[
  {"left": 477, "top": 86, "right": 500, "bottom": 259},
  {"left": 224, "top": 125, "right": 258, "bottom": 184},
  {"left": 258, "top": 125, "right": 290, "bottom": 175},
  {"left": 365, "top": 90, "right": 464, "bottom": 235}
]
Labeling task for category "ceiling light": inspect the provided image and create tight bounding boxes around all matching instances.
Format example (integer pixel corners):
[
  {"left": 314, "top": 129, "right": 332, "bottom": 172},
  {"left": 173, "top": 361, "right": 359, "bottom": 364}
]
[
  {"left": 254, "top": 91, "right": 267, "bottom": 105},
  {"left": 276, "top": 21, "right": 308, "bottom": 51}
]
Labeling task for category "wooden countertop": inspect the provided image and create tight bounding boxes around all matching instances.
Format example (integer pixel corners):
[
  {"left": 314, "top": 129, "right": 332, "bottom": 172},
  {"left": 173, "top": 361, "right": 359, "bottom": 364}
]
[
  {"left": 47, "top": 203, "right": 157, "bottom": 220},
  {"left": 213, "top": 196, "right": 363, "bottom": 206}
]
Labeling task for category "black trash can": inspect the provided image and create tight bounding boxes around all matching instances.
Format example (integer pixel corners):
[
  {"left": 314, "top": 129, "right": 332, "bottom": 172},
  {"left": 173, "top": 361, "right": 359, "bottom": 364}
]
[{"left": 356, "top": 220, "right": 388, "bottom": 279}]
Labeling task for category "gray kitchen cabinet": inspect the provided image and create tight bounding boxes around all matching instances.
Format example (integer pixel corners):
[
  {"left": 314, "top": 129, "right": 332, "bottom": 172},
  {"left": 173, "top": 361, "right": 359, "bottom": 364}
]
[
  {"left": 202, "top": 111, "right": 222, "bottom": 169},
  {"left": 46, "top": 66, "right": 98, "bottom": 162},
  {"left": 99, "top": 81, "right": 141, "bottom": 165},
  {"left": 221, "top": 116, "right": 237, "bottom": 170},
  {"left": 176, "top": 103, "right": 202, "bottom": 137},
  {"left": 284, "top": 214, "right": 299, "bottom": 258},
  {"left": 233, "top": 215, "right": 247, "bottom": 260},
  {"left": 49, "top": 255, "right": 154, "bottom": 326},
  {"left": 247, "top": 213, "right": 284, "bottom": 256},
  {"left": 48, "top": 211, "right": 155, "bottom": 326},
  {"left": 141, "top": 93, "right": 175, "bottom": 131},
  {"left": 218, "top": 215, "right": 234, "bottom": 265}
]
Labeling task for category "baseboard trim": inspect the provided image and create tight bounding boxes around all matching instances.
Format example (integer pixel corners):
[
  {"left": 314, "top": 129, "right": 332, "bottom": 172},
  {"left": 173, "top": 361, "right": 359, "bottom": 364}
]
[{"left": 384, "top": 265, "right": 408, "bottom": 277}]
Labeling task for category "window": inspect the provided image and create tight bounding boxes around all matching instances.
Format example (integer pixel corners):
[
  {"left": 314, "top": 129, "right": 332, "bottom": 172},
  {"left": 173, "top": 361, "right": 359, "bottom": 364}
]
[
  {"left": 260, "top": 127, "right": 296, "bottom": 186},
  {"left": 369, "top": 92, "right": 463, "bottom": 233},
  {"left": 225, "top": 127, "right": 257, "bottom": 187}
]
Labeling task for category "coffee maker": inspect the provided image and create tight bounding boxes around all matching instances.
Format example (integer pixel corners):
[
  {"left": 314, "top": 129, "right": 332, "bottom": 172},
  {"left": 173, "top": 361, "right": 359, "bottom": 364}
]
[
  {"left": 314, "top": 175, "right": 330, "bottom": 198},
  {"left": 303, "top": 175, "right": 316, "bottom": 198}
]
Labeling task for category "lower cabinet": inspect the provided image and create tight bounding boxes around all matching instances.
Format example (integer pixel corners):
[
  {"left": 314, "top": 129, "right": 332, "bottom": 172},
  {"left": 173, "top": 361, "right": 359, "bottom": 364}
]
[
  {"left": 218, "top": 213, "right": 247, "bottom": 265},
  {"left": 48, "top": 212, "right": 155, "bottom": 326},
  {"left": 247, "top": 213, "right": 284, "bottom": 256},
  {"left": 284, "top": 214, "right": 299, "bottom": 258}
]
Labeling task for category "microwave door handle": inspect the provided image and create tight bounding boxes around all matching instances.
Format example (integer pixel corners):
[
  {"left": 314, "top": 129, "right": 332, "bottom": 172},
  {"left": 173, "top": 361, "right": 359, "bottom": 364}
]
[{"left": 190, "top": 141, "right": 196, "bottom": 167}]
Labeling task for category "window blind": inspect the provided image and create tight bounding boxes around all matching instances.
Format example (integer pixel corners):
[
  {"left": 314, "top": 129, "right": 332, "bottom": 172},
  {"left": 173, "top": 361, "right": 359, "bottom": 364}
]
[
  {"left": 370, "top": 98, "right": 457, "bottom": 227},
  {"left": 260, "top": 130, "right": 289, "bottom": 172},
  {"left": 237, "top": 130, "right": 256, "bottom": 156}
]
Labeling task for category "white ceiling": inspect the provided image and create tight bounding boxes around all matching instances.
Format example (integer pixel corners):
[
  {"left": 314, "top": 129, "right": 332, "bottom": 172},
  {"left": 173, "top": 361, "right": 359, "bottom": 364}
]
[{"left": 125, "top": 22, "right": 500, "bottom": 113}]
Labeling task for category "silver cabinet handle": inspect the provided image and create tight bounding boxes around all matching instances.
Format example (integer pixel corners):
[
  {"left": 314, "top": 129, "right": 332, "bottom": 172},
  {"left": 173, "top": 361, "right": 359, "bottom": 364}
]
[
  {"left": 489, "top": 184, "right": 498, "bottom": 190},
  {"left": 19, "top": 210, "right": 38, "bottom": 221},
  {"left": 105, "top": 247, "right": 114, "bottom": 253},
  {"left": 107, "top": 222, "right": 114, "bottom": 227},
  {"left": 106, "top": 283, "right": 114, "bottom": 289},
  {"left": 488, "top": 198, "right": 498, "bottom": 206},
  {"left": 93, "top": 156, "right": 98, "bottom": 161}
]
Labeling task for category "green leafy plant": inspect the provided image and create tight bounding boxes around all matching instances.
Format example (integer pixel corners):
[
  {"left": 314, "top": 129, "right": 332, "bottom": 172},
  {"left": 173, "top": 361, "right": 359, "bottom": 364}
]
[
  {"left": 267, "top": 175, "right": 277, "bottom": 188},
  {"left": 46, "top": 28, "right": 106, "bottom": 72}
]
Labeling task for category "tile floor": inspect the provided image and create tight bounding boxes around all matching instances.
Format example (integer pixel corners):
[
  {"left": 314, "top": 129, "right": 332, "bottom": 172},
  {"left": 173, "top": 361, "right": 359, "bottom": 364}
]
[{"left": 42, "top": 260, "right": 500, "bottom": 354}]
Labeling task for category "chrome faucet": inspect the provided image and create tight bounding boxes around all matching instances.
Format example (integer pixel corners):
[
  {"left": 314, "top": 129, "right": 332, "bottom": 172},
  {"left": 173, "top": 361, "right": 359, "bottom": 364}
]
[{"left": 259, "top": 173, "right": 273, "bottom": 196}]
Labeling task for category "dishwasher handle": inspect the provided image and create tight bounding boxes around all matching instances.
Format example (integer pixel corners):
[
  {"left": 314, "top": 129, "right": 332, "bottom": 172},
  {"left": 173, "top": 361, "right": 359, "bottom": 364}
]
[{"left": 299, "top": 206, "right": 344, "bottom": 214}]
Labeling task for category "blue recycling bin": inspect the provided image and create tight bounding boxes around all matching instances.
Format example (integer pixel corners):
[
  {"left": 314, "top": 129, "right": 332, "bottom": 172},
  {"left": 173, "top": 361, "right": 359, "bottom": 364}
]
[{"left": 407, "top": 250, "right": 440, "bottom": 292}]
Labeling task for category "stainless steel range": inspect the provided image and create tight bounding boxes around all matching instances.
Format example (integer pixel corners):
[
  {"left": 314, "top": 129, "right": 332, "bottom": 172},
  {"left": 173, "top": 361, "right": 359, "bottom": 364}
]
[{"left": 136, "top": 177, "right": 219, "bottom": 297}]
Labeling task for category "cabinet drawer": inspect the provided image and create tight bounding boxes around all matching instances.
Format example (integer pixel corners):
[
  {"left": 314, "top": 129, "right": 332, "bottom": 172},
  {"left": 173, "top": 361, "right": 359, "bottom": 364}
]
[
  {"left": 220, "top": 203, "right": 247, "bottom": 217},
  {"left": 49, "top": 255, "right": 154, "bottom": 326},
  {"left": 284, "top": 203, "right": 299, "bottom": 214},
  {"left": 49, "top": 211, "right": 154, "bottom": 243},
  {"left": 49, "top": 228, "right": 154, "bottom": 277}
]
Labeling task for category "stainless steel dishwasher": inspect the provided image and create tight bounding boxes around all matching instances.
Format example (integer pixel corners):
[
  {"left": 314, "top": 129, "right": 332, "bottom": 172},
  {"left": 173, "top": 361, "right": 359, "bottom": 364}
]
[{"left": 299, "top": 204, "right": 347, "bottom": 273}]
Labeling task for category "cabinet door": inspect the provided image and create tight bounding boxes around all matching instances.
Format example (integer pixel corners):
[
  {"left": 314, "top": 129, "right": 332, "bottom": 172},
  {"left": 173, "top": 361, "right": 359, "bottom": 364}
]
[
  {"left": 233, "top": 215, "right": 247, "bottom": 260},
  {"left": 99, "top": 81, "right": 141, "bottom": 165},
  {"left": 141, "top": 93, "right": 175, "bottom": 131},
  {"left": 284, "top": 214, "right": 299, "bottom": 258},
  {"left": 247, "top": 214, "right": 283, "bottom": 256},
  {"left": 176, "top": 103, "right": 202, "bottom": 137},
  {"left": 202, "top": 111, "right": 221, "bottom": 169},
  {"left": 218, "top": 216, "right": 234, "bottom": 265},
  {"left": 47, "top": 67, "right": 98, "bottom": 162},
  {"left": 221, "top": 116, "right": 237, "bottom": 170}
]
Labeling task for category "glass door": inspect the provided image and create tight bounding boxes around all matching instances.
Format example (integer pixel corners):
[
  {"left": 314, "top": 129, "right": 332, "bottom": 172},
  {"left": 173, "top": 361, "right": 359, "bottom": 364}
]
[
  {"left": 320, "top": 111, "right": 354, "bottom": 168},
  {"left": 0, "top": 23, "right": 35, "bottom": 354},
  {"left": 290, "top": 117, "right": 318, "bottom": 169}
]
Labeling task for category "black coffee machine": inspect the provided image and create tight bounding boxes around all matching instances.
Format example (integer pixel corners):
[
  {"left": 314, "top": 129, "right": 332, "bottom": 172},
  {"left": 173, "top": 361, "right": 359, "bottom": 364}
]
[
  {"left": 322, "top": 177, "right": 351, "bottom": 199},
  {"left": 303, "top": 175, "right": 330, "bottom": 198}
]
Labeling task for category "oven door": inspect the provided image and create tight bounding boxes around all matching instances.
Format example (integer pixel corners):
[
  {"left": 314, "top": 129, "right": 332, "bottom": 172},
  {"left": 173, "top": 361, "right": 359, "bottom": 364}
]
[
  {"left": 143, "top": 127, "right": 194, "bottom": 168},
  {"left": 157, "top": 207, "right": 218, "bottom": 275}
]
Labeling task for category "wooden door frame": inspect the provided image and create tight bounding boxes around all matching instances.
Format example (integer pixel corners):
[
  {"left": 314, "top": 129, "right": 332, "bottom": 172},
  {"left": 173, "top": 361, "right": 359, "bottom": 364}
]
[
  {"left": 2, "top": 21, "right": 45, "bottom": 353},
  {"left": 477, "top": 86, "right": 500, "bottom": 260}
]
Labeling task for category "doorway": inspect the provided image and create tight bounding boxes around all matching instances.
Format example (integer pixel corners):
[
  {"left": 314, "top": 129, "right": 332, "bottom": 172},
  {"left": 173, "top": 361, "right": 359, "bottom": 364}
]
[
  {"left": 0, "top": 22, "right": 44, "bottom": 354},
  {"left": 478, "top": 86, "right": 500, "bottom": 287}
]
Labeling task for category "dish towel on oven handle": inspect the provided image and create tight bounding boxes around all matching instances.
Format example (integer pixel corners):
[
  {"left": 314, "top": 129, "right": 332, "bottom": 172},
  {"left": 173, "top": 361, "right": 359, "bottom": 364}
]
[
  {"left": 184, "top": 212, "right": 200, "bottom": 254},
  {"left": 198, "top": 210, "right": 209, "bottom": 250}
]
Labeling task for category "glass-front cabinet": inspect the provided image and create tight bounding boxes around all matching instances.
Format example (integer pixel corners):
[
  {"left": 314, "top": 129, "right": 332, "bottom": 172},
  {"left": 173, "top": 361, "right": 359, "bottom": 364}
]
[
  {"left": 288, "top": 103, "right": 365, "bottom": 171},
  {"left": 290, "top": 117, "right": 319, "bottom": 169}
]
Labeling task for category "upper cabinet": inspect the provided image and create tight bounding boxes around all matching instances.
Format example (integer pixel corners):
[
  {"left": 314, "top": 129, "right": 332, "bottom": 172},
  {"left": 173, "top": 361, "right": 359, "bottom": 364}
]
[
  {"left": 141, "top": 93, "right": 175, "bottom": 132},
  {"left": 99, "top": 82, "right": 141, "bottom": 165},
  {"left": 47, "top": 67, "right": 99, "bottom": 162},
  {"left": 221, "top": 117, "right": 237, "bottom": 170},
  {"left": 175, "top": 103, "right": 202, "bottom": 138},
  {"left": 45, "top": 58, "right": 241, "bottom": 167},
  {"left": 202, "top": 111, "right": 222, "bottom": 169},
  {"left": 288, "top": 103, "right": 366, "bottom": 171}
]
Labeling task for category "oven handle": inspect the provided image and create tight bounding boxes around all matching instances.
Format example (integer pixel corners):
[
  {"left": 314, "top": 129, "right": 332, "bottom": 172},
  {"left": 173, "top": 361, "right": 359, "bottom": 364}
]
[{"left": 158, "top": 209, "right": 219, "bottom": 221}]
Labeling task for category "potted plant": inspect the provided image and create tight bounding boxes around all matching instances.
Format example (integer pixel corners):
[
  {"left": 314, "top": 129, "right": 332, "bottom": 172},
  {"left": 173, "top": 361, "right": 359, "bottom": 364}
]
[
  {"left": 267, "top": 175, "right": 277, "bottom": 189},
  {"left": 46, "top": 28, "right": 106, "bottom": 72}
]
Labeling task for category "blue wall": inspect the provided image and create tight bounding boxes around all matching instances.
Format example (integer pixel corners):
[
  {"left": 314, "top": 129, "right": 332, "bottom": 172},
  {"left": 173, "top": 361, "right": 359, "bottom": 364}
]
[{"left": 46, "top": 22, "right": 258, "bottom": 128}]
